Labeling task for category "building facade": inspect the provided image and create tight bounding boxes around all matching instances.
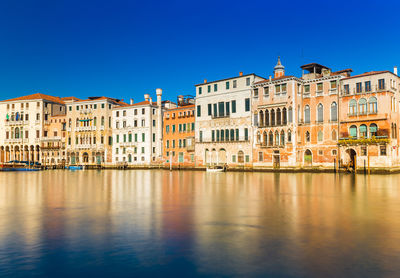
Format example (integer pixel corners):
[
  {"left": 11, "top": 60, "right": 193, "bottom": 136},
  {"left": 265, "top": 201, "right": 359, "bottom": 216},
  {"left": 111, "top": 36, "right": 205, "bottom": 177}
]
[
  {"left": 65, "top": 96, "right": 127, "bottom": 165},
  {"left": 112, "top": 89, "right": 163, "bottom": 166},
  {"left": 195, "top": 72, "right": 265, "bottom": 168},
  {"left": 0, "top": 93, "right": 66, "bottom": 164},
  {"left": 163, "top": 100, "right": 195, "bottom": 167}
]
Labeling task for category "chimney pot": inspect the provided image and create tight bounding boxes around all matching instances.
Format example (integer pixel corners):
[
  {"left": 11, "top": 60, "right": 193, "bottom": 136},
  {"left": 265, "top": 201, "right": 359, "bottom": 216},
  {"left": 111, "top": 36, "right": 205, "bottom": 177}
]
[
  {"left": 394, "top": 66, "right": 398, "bottom": 76},
  {"left": 130, "top": 98, "right": 133, "bottom": 105},
  {"left": 239, "top": 72, "right": 243, "bottom": 76},
  {"left": 269, "top": 75, "right": 272, "bottom": 81},
  {"left": 144, "top": 94, "right": 150, "bottom": 101},
  {"left": 204, "top": 79, "right": 207, "bottom": 83}
]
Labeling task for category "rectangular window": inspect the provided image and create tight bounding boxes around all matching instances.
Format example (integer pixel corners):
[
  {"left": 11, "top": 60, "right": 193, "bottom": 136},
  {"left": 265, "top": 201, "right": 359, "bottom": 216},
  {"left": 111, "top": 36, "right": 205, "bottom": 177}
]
[
  {"left": 244, "top": 128, "right": 248, "bottom": 141},
  {"left": 166, "top": 125, "right": 170, "bottom": 133},
  {"left": 142, "top": 133, "right": 145, "bottom": 142},
  {"left": 135, "top": 134, "right": 138, "bottom": 142},
  {"left": 304, "top": 85, "right": 310, "bottom": 93},
  {"left": 254, "top": 88, "right": 259, "bottom": 98},
  {"left": 232, "top": 155, "right": 236, "bottom": 163},
  {"left": 245, "top": 98, "right": 250, "bottom": 112},
  {"left": 218, "top": 102, "right": 225, "bottom": 117},
  {"left": 380, "top": 146, "right": 386, "bottom": 156},
  {"left": 275, "top": 85, "right": 281, "bottom": 94},
  {"left": 317, "top": 83, "right": 323, "bottom": 92},
  {"left": 199, "top": 87, "right": 202, "bottom": 95},
  {"left": 233, "top": 80, "right": 237, "bottom": 88},
  {"left": 207, "top": 85, "right": 211, "bottom": 93},
  {"left": 216, "top": 130, "right": 220, "bottom": 141},
  {"left": 208, "top": 104, "right": 212, "bottom": 116},
  {"left": 361, "top": 146, "right": 367, "bottom": 156},
  {"left": 116, "top": 135, "right": 119, "bottom": 143},
  {"left": 246, "top": 77, "right": 250, "bottom": 86},
  {"left": 166, "top": 140, "right": 170, "bottom": 148},
  {"left": 212, "top": 130, "right": 215, "bottom": 142},
  {"left": 214, "top": 84, "right": 218, "bottom": 92},
  {"left": 258, "top": 152, "right": 263, "bottom": 162},
  {"left": 225, "top": 102, "right": 230, "bottom": 116},
  {"left": 330, "top": 81, "right": 337, "bottom": 89},
  {"left": 282, "top": 83, "right": 287, "bottom": 93},
  {"left": 152, "top": 133, "right": 155, "bottom": 142},
  {"left": 378, "top": 79, "right": 385, "bottom": 90},
  {"left": 264, "top": 87, "right": 269, "bottom": 97},
  {"left": 235, "top": 129, "right": 239, "bottom": 141},
  {"left": 197, "top": 105, "right": 201, "bottom": 117},
  {"left": 226, "top": 82, "right": 229, "bottom": 90},
  {"left": 172, "top": 125, "right": 176, "bottom": 133},
  {"left": 365, "top": 81, "right": 371, "bottom": 92},
  {"left": 199, "top": 131, "right": 203, "bottom": 142},
  {"left": 344, "top": 84, "right": 350, "bottom": 94},
  {"left": 231, "top": 100, "right": 236, "bottom": 113},
  {"left": 172, "top": 140, "right": 175, "bottom": 148},
  {"left": 356, "top": 82, "right": 362, "bottom": 93}
]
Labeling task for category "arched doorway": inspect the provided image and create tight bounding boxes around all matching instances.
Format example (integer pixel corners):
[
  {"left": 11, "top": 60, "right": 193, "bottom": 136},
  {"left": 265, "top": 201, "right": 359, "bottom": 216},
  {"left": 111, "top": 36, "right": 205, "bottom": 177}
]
[
  {"left": 71, "top": 152, "right": 76, "bottom": 165},
  {"left": 96, "top": 152, "right": 102, "bottom": 165},
  {"left": 218, "top": 149, "right": 227, "bottom": 165},
  {"left": 304, "top": 149, "right": 312, "bottom": 166},
  {"left": 346, "top": 148, "right": 357, "bottom": 170},
  {"left": 83, "top": 152, "right": 89, "bottom": 163}
]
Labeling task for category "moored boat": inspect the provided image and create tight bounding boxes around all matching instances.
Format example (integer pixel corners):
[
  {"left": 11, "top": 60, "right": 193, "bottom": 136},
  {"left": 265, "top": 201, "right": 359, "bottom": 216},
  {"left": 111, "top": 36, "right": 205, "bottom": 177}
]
[
  {"left": 0, "top": 163, "right": 41, "bottom": 172},
  {"left": 206, "top": 165, "right": 227, "bottom": 173}
]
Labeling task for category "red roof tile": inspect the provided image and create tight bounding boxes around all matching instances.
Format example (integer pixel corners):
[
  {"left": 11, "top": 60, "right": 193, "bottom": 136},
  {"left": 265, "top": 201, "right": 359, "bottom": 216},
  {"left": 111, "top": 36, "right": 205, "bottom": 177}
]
[{"left": 1, "top": 93, "right": 64, "bottom": 104}]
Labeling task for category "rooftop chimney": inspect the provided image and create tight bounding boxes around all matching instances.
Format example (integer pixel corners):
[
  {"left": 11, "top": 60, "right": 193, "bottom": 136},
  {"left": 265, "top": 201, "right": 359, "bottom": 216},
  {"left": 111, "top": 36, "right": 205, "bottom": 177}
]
[
  {"left": 394, "top": 66, "right": 398, "bottom": 76},
  {"left": 239, "top": 72, "right": 243, "bottom": 76},
  {"left": 144, "top": 94, "right": 150, "bottom": 101},
  {"left": 156, "top": 88, "right": 162, "bottom": 107},
  {"left": 269, "top": 76, "right": 272, "bottom": 81},
  {"left": 204, "top": 79, "right": 207, "bottom": 83},
  {"left": 130, "top": 98, "right": 134, "bottom": 105}
]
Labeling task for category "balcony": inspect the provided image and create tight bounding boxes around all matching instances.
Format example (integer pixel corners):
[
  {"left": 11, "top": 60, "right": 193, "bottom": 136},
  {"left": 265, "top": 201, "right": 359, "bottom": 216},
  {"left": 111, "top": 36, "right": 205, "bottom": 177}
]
[
  {"left": 342, "top": 84, "right": 393, "bottom": 96},
  {"left": 4, "top": 138, "right": 29, "bottom": 144},
  {"left": 211, "top": 114, "right": 230, "bottom": 119},
  {"left": 186, "top": 145, "right": 195, "bottom": 152},
  {"left": 338, "top": 136, "right": 389, "bottom": 146},
  {"left": 5, "top": 120, "right": 29, "bottom": 126},
  {"left": 118, "top": 142, "right": 136, "bottom": 147}
]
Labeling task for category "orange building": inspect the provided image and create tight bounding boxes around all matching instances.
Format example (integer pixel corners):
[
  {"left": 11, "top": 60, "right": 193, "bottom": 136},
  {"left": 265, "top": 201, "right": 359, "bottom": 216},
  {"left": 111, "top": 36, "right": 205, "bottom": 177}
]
[{"left": 163, "top": 100, "right": 195, "bottom": 168}]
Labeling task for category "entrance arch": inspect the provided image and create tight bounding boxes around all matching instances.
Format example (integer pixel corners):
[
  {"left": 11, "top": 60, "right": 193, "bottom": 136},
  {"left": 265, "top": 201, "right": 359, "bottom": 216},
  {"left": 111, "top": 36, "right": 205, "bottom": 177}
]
[
  {"left": 346, "top": 148, "right": 357, "bottom": 170},
  {"left": 83, "top": 152, "right": 89, "bottom": 163},
  {"left": 304, "top": 149, "right": 312, "bottom": 166}
]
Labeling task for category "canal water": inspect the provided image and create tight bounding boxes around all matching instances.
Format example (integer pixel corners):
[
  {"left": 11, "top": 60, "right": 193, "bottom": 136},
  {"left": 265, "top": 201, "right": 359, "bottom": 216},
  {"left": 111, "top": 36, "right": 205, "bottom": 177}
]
[{"left": 1, "top": 170, "right": 400, "bottom": 277}]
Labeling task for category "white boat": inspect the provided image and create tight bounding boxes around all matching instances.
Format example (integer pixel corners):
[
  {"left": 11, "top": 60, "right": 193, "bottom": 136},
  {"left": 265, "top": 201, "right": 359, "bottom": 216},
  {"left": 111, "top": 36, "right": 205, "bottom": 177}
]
[{"left": 206, "top": 165, "right": 226, "bottom": 173}]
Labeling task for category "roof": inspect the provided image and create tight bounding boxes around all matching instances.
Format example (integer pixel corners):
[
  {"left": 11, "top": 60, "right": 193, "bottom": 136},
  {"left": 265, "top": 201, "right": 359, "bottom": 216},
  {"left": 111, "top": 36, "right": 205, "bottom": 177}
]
[
  {"left": 1, "top": 93, "right": 64, "bottom": 104},
  {"left": 254, "top": 75, "right": 294, "bottom": 85},
  {"left": 61, "top": 96, "right": 81, "bottom": 101},
  {"left": 300, "top": 63, "right": 331, "bottom": 70},
  {"left": 195, "top": 73, "right": 265, "bottom": 86},
  {"left": 342, "top": 71, "right": 390, "bottom": 80},
  {"left": 74, "top": 96, "right": 128, "bottom": 106},
  {"left": 113, "top": 100, "right": 157, "bottom": 109},
  {"left": 165, "top": 104, "right": 195, "bottom": 112}
]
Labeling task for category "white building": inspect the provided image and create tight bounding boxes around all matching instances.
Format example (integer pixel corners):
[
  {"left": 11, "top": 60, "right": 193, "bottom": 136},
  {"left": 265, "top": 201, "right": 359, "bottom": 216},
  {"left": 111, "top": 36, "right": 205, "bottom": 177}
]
[
  {"left": 194, "top": 72, "right": 265, "bottom": 167},
  {"left": 0, "top": 93, "right": 66, "bottom": 163},
  {"left": 112, "top": 89, "right": 164, "bottom": 165}
]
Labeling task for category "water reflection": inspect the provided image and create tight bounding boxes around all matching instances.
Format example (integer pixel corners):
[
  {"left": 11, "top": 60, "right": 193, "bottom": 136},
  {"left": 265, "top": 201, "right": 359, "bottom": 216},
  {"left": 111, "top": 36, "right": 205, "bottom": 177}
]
[{"left": 1, "top": 171, "right": 400, "bottom": 277}]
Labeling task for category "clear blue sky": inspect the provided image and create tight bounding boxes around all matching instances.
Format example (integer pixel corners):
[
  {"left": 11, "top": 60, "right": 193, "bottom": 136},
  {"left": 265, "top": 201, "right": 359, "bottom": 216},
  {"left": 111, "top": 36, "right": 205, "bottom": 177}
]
[{"left": 0, "top": 0, "right": 399, "bottom": 102}]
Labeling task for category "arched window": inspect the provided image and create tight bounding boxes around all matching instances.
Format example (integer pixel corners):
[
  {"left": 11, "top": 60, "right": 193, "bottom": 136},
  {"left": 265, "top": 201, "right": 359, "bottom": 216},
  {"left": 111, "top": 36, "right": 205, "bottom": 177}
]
[
  {"left": 349, "top": 99, "right": 357, "bottom": 115},
  {"left": 101, "top": 116, "right": 105, "bottom": 126},
  {"left": 269, "top": 131, "right": 273, "bottom": 146},
  {"left": 271, "top": 109, "right": 275, "bottom": 126},
  {"left": 332, "top": 129, "right": 337, "bottom": 140},
  {"left": 93, "top": 117, "right": 97, "bottom": 126},
  {"left": 330, "top": 102, "right": 337, "bottom": 121},
  {"left": 15, "top": 127, "right": 20, "bottom": 139},
  {"left": 305, "top": 131, "right": 310, "bottom": 142},
  {"left": 265, "top": 110, "right": 270, "bottom": 126},
  {"left": 280, "top": 130, "right": 285, "bottom": 145},
  {"left": 288, "top": 107, "right": 293, "bottom": 123},
  {"left": 282, "top": 108, "right": 287, "bottom": 125},
  {"left": 288, "top": 130, "right": 292, "bottom": 142},
  {"left": 304, "top": 105, "right": 310, "bottom": 123},
  {"left": 263, "top": 131, "right": 267, "bottom": 145},
  {"left": 370, "top": 123, "right": 378, "bottom": 137},
  {"left": 258, "top": 111, "right": 263, "bottom": 127},
  {"left": 359, "top": 98, "right": 367, "bottom": 115},
  {"left": 360, "top": 124, "right": 367, "bottom": 138},
  {"left": 317, "top": 130, "right": 323, "bottom": 142},
  {"left": 277, "top": 108, "right": 282, "bottom": 125},
  {"left": 369, "top": 97, "right": 377, "bottom": 113},
  {"left": 257, "top": 132, "right": 261, "bottom": 143},
  {"left": 349, "top": 125, "right": 357, "bottom": 138},
  {"left": 317, "top": 104, "right": 323, "bottom": 122},
  {"left": 275, "top": 131, "right": 279, "bottom": 145}
]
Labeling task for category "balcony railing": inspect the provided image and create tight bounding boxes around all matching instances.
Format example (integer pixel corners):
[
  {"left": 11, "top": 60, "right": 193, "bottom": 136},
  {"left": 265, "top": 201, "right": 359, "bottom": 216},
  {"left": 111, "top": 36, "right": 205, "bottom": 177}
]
[
  {"left": 211, "top": 114, "right": 230, "bottom": 119},
  {"left": 338, "top": 136, "right": 389, "bottom": 146},
  {"left": 4, "top": 120, "right": 29, "bottom": 126}
]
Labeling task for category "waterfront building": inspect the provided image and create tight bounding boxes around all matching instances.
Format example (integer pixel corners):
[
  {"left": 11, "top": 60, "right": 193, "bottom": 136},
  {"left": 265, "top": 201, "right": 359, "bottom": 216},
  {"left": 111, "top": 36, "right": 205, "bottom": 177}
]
[
  {"left": 0, "top": 93, "right": 66, "bottom": 164},
  {"left": 112, "top": 89, "right": 164, "bottom": 166},
  {"left": 338, "top": 70, "right": 400, "bottom": 169},
  {"left": 195, "top": 72, "right": 265, "bottom": 167},
  {"left": 163, "top": 95, "right": 195, "bottom": 167},
  {"left": 65, "top": 96, "right": 127, "bottom": 165}
]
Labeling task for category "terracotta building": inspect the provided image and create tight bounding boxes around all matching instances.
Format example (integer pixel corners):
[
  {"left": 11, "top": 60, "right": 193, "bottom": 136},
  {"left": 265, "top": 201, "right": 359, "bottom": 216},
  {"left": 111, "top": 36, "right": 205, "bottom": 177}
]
[{"left": 163, "top": 96, "right": 195, "bottom": 167}]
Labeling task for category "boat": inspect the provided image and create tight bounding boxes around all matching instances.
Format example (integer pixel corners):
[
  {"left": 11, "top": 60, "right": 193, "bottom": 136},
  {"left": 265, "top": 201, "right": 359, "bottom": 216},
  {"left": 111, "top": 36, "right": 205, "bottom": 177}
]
[
  {"left": 67, "top": 165, "right": 83, "bottom": 170},
  {"left": 206, "top": 165, "right": 227, "bottom": 173},
  {"left": 0, "top": 162, "right": 41, "bottom": 172}
]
